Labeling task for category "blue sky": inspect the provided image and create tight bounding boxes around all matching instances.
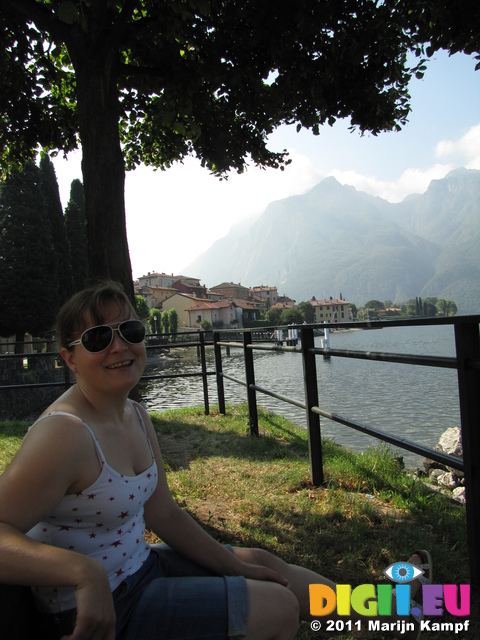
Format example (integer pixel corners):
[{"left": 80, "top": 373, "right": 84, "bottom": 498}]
[{"left": 53, "top": 50, "right": 480, "bottom": 280}]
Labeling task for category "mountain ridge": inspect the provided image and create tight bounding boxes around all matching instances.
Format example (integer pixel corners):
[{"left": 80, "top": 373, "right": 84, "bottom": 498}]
[{"left": 185, "top": 168, "right": 480, "bottom": 314}]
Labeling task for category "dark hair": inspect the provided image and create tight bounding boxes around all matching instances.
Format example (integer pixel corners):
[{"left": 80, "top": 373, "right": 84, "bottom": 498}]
[{"left": 56, "top": 281, "right": 138, "bottom": 350}]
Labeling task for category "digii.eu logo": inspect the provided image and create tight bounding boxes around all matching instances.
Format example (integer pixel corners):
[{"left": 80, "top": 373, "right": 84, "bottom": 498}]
[{"left": 309, "top": 561, "right": 470, "bottom": 636}]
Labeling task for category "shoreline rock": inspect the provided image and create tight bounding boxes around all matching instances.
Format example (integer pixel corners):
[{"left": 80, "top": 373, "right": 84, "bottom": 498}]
[{"left": 420, "top": 427, "right": 465, "bottom": 503}]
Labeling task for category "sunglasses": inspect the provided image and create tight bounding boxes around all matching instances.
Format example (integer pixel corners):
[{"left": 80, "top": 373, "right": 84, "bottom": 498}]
[{"left": 67, "top": 320, "right": 146, "bottom": 353}]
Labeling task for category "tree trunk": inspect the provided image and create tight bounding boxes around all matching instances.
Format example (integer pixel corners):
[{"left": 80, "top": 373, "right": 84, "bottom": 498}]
[{"left": 70, "top": 38, "right": 134, "bottom": 302}]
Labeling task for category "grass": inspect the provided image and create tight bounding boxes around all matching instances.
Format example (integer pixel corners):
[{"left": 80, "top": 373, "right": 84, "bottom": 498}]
[
  {"left": 1, "top": 405, "right": 477, "bottom": 638},
  {"left": 0, "top": 420, "right": 30, "bottom": 473}
]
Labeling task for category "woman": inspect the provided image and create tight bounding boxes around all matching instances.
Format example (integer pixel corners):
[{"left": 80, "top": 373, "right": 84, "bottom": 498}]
[{"left": 0, "top": 282, "right": 427, "bottom": 640}]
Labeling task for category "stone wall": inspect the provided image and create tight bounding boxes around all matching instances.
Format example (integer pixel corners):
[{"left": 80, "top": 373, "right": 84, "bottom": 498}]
[{"left": 0, "top": 355, "right": 72, "bottom": 421}]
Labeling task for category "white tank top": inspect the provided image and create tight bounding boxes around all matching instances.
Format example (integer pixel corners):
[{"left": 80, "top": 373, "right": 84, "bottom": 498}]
[{"left": 27, "top": 401, "right": 158, "bottom": 613}]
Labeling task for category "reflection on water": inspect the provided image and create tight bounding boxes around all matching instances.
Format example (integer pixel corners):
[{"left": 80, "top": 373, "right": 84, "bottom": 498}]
[{"left": 138, "top": 325, "right": 461, "bottom": 468}]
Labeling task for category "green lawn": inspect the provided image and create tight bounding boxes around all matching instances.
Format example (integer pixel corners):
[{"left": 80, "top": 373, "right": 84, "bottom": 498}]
[{"left": 1, "top": 405, "right": 476, "bottom": 639}]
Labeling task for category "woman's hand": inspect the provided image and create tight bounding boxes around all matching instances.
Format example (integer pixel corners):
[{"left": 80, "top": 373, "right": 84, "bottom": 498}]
[
  {"left": 62, "top": 560, "right": 116, "bottom": 640},
  {"left": 237, "top": 561, "right": 290, "bottom": 588}
]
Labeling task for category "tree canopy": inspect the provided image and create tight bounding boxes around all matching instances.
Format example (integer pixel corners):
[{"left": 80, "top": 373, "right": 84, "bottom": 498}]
[{"left": 1, "top": 1, "right": 478, "bottom": 298}]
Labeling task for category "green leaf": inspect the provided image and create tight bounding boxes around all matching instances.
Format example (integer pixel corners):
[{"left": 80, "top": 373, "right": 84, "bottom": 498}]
[{"left": 173, "top": 121, "right": 187, "bottom": 136}]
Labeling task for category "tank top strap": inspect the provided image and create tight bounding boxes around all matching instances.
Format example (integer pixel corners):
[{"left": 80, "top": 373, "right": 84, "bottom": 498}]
[
  {"left": 129, "top": 400, "right": 155, "bottom": 457},
  {"left": 30, "top": 411, "right": 106, "bottom": 467}
]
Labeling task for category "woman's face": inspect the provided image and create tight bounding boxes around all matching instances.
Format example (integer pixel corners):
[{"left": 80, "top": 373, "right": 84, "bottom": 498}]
[{"left": 62, "top": 300, "right": 146, "bottom": 396}]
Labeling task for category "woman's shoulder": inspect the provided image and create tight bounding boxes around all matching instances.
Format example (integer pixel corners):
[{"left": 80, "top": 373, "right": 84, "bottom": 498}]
[
  {"left": 27, "top": 389, "right": 95, "bottom": 446},
  {"left": 128, "top": 398, "right": 148, "bottom": 419},
  {"left": 0, "top": 408, "right": 98, "bottom": 533},
  {"left": 129, "top": 399, "right": 157, "bottom": 436},
  {"left": 34, "top": 386, "right": 80, "bottom": 418},
  {"left": 24, "top": 411, "right": 94, "bottom": 458}
]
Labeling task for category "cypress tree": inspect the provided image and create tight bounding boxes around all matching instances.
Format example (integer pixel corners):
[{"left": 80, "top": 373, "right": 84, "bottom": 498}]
[
  {"left": 64, "top": 179, "right": 89, "bottom": 292},
  {"left": 39, "top": 155, "right": 75, "bottom": 304},
  {"left": 168, "top": 308, "right": 178, "bottom": 335},
  {"left": 0, "top": 162, "right": 58, "bottom": 351},
  {"left": 161, "top": 310, "right": 169, "bottom": 335}
]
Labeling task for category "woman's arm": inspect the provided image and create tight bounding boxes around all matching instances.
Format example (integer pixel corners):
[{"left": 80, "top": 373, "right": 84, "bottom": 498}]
[
  {"left": 0, "top": 415, "right": 101, "bottom": 530},
  {"left": 0, "top": 417, "right": 116, "bottom": 639},
  {"left": 0, "top": 521, "right": 114, "bottom": 634},
  {"left": 141, "top": 410, "right": 289, "bottom": 586}
]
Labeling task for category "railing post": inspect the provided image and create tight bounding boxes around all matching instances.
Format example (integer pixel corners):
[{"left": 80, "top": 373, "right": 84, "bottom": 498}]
[
  {"left": 243, "top": 331, "right": 259, "bottom": 436},
  {"left": 300, "top": 326, "right": 324, "bottom": 486},
  {"left": 213, "top": 332, "right": 226, "bottom": 415},
  {"left": 198, "top": 331, "right": 209, "bottom": 416},
  {"left": 454, "top": 320, "right": 480, "bottom": 587}
]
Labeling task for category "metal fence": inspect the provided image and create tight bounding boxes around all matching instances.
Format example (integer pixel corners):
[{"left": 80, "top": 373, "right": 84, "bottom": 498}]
[{"left": 209, "top": 316, "right": 480, "bottom": 587}]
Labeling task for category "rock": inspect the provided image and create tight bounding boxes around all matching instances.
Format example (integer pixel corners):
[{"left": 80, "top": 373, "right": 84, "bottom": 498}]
[
  {"left": 427, "top": 427, "right": 464, "bottom": 478},
  {"left": 452, "top": 487, "right": 466, "bottom": 504},
  {"left": 429, "top": 468, "right": 445, "bottom": 485},
  {"left": 423, "top": 428, "right": 465, "bottom": 503},
  {"left": 423, "top": 458, "right": 447, "bottom": 475},
  {"left": 438, "top": 427, "right": 463, "bottom": 457},
  {"left": 437, "top": 471, "right": 459, "bottom": 489}
]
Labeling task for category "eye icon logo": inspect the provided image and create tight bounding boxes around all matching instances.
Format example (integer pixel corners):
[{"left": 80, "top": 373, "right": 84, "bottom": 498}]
[{"left": 384, "top": 562, "right": 424, "bottom": 583}]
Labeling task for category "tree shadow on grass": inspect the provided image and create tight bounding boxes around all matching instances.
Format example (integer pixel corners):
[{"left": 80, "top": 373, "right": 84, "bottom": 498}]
[{"left": 185, "top": 498, "right": 478, "bottom": 640}]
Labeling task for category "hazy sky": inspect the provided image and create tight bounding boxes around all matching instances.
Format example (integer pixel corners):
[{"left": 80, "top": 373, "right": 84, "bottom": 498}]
[{"left": 53, "top": 50, "right": 480, "bottom": 280}]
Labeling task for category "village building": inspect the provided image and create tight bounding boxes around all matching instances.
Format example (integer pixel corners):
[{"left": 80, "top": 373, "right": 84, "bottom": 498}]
[
  {"left": 185, "top": 300, "right": 240, "bottom": 329},
  {"left": 249, "top": 285, "right": 278, "bottom": 307},
  {"left": 208, "top": 282, "right": 250, "bottom": 300},
  {"left": 160, "top": 292, "right": 207, "bottom": 329},
  {"left": 232, "top": 299, "right": 261, "bottom": 325},
  {"left": 310, "top": 298, "right": 351, "bottom": 324},
  {"left": 136, "top": 273, "right": 206, "bottom": 304},
  {"left": 273, "top": 295, "right": 296, "bottom": 309},
  {"left": 137, "top": 272, "right": 178, "bottom": 289},
  {"left": 171, "top": 277, "right": 207, "bottom": 298},
  {"left": 134, "top": 284, "right": 177, "bottom": 310}
]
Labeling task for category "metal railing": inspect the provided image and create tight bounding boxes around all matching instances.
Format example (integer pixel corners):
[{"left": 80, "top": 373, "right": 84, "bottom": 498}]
[{"left": 211, "top": 315, "right": 480, "bottom": 587}]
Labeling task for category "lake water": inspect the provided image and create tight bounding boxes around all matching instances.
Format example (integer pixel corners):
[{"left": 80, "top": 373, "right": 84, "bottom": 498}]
[{"left": 138, "top": 324, "right": 461, "bottom": 469}]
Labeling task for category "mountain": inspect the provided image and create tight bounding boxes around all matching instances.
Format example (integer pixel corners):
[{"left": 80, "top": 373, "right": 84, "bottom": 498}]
[{"left": 185, "top": 168, "right": 480, "bottom": 314}]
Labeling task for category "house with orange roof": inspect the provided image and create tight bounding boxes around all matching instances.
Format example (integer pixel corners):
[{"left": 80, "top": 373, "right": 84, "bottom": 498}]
[
  {"left": 185, "top": 300, "right": 240, "bottom": 329},
  {"left": 208, "top": 282, "right": 250, "bottom": 300},
  {"left": 160, "top": 292, "right": 207, "bottom": 329},
  {"left": 249, "top": 285, "right": 278, "bottom": 307},
  {"left": 310, "top": 298, "right": 351, "bottom": 324}
]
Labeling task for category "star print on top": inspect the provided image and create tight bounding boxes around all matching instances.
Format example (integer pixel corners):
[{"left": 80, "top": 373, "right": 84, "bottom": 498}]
[{"left": 26, "top": 401, "right": 158, "bottom": 613}]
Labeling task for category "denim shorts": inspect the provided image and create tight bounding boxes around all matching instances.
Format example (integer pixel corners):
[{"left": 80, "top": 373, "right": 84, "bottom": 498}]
[{"left": 37, "top": 544, "right": 249, "bottom": 640}]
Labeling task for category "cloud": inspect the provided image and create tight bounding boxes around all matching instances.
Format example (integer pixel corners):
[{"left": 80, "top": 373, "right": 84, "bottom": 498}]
[
  {"left": 326, "top": 164, "right": 453, "bottom": 203},
  {"left": 435, "top": 124, "right": 480, "bottom": 169},
  {"left": 328, "top": 124, "right": 480, "bottom": 202}
]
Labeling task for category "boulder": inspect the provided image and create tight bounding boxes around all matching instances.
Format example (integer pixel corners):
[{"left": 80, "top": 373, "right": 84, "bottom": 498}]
[
  {"left": 437, "top": 471, "right": 459, "bottom": 489},
  {"left": 422, "top": 427, "right": 465, "bottom": 503},
  {"left": 429, "top": 468, "right": 446, "bottom": 484},
  {"left": 438, "top": 427, "right": 463, "bottom": 457}
]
